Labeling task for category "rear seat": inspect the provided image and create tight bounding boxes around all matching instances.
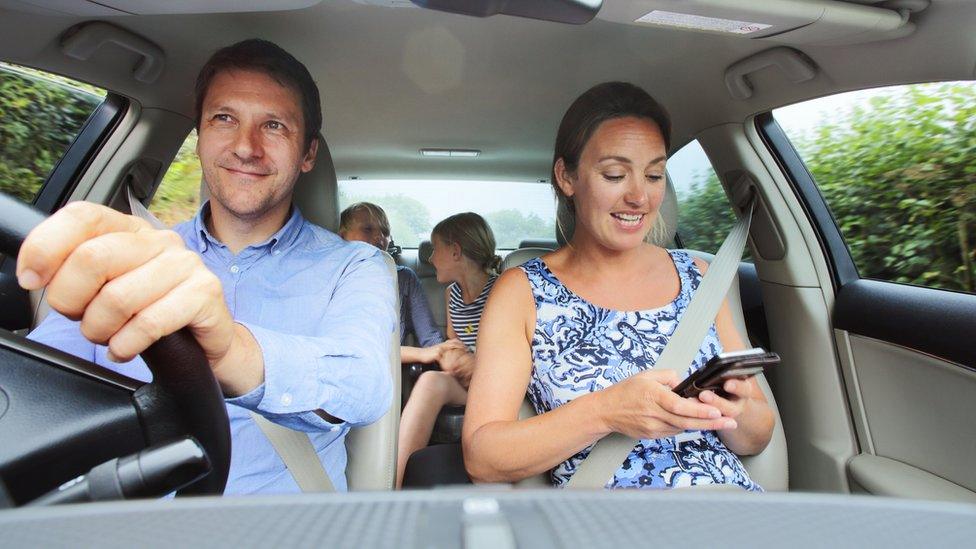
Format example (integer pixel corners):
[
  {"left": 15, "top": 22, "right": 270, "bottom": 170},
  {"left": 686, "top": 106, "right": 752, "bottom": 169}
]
[
  {"left": 414, "top": 240, "right": 448, "bottom": 335},
  {"left": 397, "top": 240, "right": 465, "bottom": 442}
]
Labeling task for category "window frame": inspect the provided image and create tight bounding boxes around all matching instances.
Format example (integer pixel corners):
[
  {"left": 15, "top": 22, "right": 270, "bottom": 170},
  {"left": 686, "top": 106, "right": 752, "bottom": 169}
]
[
  {"left": 756, "top": 110, "right": 976, "bottom": 368},
  {"left": 755, "top": 112, "right": 859, "bottom": 290},
  {"left": 0, "top": 81, "right": 128, "bottom": 332},
  {"left": 31, "top": 93, "right": 129, "bottom": 214}
]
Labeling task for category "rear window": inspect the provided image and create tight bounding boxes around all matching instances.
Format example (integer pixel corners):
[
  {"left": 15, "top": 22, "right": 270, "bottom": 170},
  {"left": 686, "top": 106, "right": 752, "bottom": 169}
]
[{"left": 338, "top": 180, "right": 557, "bottom": 249}]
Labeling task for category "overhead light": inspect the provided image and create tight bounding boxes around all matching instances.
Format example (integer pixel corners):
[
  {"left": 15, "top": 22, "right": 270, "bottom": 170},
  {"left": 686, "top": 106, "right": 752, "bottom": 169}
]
[{"left": 420, "top": 148, "right": 481, "bottom": 158}]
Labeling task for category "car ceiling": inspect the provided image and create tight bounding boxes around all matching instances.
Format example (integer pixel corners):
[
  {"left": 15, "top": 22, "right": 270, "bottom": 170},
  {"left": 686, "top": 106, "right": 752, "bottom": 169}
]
[{"left": 1, "top": 0, "right": 974, "bottom": 182}]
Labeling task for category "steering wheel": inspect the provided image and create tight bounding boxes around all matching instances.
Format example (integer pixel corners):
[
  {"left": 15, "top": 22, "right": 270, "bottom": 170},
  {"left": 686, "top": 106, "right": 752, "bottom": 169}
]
[{"left": 0, "top": 194, "right": 230, "bottom": 504}]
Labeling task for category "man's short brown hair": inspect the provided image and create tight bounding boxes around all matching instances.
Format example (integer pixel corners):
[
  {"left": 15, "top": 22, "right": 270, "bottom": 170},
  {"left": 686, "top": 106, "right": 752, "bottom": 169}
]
[{"left": 194, "top": 39, "right": 322, "bottom": 153}]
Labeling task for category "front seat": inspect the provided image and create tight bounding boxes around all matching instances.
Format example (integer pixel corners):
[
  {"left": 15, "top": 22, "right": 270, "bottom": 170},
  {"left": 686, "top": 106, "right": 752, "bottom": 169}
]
[
  {"left": 291, "top": 136, "right": 401, "bottom": 490},
  {"left": 511, "top": 176, "right": 789, "bottom": 491}
]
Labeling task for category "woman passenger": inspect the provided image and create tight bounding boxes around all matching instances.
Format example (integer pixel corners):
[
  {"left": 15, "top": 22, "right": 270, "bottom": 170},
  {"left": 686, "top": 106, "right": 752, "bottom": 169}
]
[
  {"left": 462, "top": 82, "right": 774, "bottom": 489},
  {"left": 397, "top": 212, "right": 501, "bottom": 487}
]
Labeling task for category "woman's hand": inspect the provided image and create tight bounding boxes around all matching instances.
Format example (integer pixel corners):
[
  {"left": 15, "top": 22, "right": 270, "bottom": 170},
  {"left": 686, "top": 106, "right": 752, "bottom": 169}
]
[
  {"left": 697, "top": 378, "right": 752, "bottom": 423},
  {"left": 414, "top": 338, "right": 466, "bottom": 364},
  {"left": 438, "top": 338, "right": 467, "bottom": 356},
  {"left": 595, "top": 369, "right": 738, "bottom": 440}
]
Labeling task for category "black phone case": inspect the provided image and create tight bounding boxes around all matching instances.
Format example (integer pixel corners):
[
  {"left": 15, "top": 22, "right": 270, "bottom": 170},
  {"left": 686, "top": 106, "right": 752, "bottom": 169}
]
[{"left": 674, "top": 349, "right": 780, "bottom": 398}]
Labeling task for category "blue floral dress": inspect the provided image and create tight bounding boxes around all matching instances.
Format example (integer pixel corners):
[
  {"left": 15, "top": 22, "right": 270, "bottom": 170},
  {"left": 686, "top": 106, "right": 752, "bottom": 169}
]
[{"left": 520, "top": 251, "right": 762, "bottom": 491}]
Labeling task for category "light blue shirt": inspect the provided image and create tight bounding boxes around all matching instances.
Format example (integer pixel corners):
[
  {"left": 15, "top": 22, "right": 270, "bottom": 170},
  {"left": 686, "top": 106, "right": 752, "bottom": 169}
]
[{"left": 28, "top": 203, "right": 396, "bottom": 494}]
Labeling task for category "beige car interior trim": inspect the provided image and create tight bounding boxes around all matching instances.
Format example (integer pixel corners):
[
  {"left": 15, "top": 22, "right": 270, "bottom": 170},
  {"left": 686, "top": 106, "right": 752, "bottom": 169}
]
[
  {"left": 699, "top": 123, "right": 858, "bottom": 492},
  {"left": 68, "top": 100, "right": 142, "bottom": 204},
  {"left": 724, "top": 47, "right": 818, "bottom": 101},
  {"left": 3, "top": 2, "right": 973, "bottom": 183},
  {"left": 84, "top": 108, "right": 193, "bottom": 206},
  {"left": 848, "top": 454, "right": 976, "bottom": 504},
  {"left": 698, "top": 124, "right": 821, "bottom": 288},
  {"left": 596, "top": 0, "right": 915, "bottom": 45},
  {"left": 844, "top": 334, "right": 976, "bottom": 494},
  {"left": 833, "top": 330, "right": 876, "bottom": 455},
  {"left": 345, "top": 251, "right": 402, "bottom": 491},
  {"left": 761, "top": 284, "right": 855, "bottom": 492}
]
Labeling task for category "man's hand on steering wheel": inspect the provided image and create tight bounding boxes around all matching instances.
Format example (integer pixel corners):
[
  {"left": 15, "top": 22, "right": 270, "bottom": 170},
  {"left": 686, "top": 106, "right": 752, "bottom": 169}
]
[{"left": 16, "top": 201, "right": 263, "bottom": 397}]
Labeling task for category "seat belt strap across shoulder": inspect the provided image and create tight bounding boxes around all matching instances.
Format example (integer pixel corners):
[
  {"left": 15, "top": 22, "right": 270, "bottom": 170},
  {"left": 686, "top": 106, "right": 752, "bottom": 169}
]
[{"left": 567, "top": 199, "right": 755, "bottom": 489}]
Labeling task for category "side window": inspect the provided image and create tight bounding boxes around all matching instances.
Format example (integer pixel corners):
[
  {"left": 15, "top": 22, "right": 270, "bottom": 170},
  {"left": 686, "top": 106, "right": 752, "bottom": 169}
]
[
  {"left": 669, "top": 139, "right": 742, "bottom": 255},
  {"left": 150, "top": 130, "right": 202, "bottom": 226},
  {"left": 774, "top": 82, "right": 975, "bottom": 294},
  {"left": 0, "top": 62, "right": 105, "bottom": 204}
]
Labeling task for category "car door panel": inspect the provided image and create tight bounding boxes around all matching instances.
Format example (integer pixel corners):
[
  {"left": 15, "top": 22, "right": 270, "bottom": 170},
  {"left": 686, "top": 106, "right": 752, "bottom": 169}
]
[
  {"left": 759, "top": 105, "right": 976, "bottom": 501},
  {"left": 840, "top": 333, "right": 976, "bottom": 497}
]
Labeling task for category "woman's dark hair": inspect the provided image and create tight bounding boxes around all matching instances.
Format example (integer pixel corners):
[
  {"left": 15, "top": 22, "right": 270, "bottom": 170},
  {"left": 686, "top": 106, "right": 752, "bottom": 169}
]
[
  {"left": 194, "top": 39, "right": 322, "bottom": 153},
  {"left": 551, "top": 81, "right": 672, "bottom": 232}
]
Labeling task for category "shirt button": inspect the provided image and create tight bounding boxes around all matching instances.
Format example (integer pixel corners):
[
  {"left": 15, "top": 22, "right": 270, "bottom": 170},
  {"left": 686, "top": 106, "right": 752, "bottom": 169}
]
[
  {"left": 272, "top": 250, "right": 281, "bottom": 256},
  {"left": 281, "top": 393, "right": 293, "bottom": 406},
  {"left": 230, "top": 265, "right": 240, "bottom": 274}
]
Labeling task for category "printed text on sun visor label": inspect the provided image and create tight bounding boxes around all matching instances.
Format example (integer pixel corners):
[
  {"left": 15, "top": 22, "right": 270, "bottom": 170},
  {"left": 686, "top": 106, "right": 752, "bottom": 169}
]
[{"left": 635, "top": 10, "right": 771, "bottom": 35}]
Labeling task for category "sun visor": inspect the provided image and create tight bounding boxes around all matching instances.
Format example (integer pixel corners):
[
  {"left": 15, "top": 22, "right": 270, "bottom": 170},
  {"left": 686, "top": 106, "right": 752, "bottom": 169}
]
[{"left": 596, "top": 0, "right": 929, "bottom": 46}]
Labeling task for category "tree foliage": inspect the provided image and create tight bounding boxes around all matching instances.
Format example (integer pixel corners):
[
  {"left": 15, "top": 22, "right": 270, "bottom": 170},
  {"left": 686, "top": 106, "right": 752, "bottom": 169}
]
[
  {"left": 677, "top": 83, "right": 975, "bottom": 293},
  {"left": 149, "top": 131, "right": 202, "bottom": 226},
  {"left": 0, "top": 66, "right": 102, "bottom": 202},
  {"left": 485, "top": 209, "right": 556, "bottom": 249}
]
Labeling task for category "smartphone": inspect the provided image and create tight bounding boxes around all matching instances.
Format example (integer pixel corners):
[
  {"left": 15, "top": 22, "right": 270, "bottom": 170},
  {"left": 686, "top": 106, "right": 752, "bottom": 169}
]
[{"left": 673, "top": 348, "right": 780, "bottom": 399}]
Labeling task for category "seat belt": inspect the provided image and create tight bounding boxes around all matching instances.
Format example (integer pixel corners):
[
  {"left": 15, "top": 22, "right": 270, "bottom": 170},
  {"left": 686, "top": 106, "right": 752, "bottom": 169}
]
[
  {"left": 250, "top": 413, "right": 335, "bottom": 492},
  {"left": 126, "top": 186, "right": 334, "bottom": 492},
  {"left": 567, "top": 199, "right": 755, "bottom": 489}
]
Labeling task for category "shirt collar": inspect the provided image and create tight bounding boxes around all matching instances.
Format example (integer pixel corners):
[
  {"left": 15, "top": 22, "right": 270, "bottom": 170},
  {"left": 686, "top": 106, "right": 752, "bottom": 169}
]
[{"left": 190, "top": 201, "right": 306, "bottom": 254}]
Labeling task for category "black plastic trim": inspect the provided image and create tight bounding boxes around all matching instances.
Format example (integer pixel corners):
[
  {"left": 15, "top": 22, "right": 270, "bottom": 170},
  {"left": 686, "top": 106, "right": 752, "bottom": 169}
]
[
  {"left": 0, "top": 329, "right": 142, "bottom": 392},
  {"left": 0, "top": 332, "right": 144, "bottom": 504},
  {"left": 755, "top": 113, "right": 859, "bottom": 289},
  {"left": 0, "top": 259, "right": 30, "bottom": 331},
  {"left": 834, "top": 279, "right": 975, "bottom": 369},
  {"left": 32, "top": 94, "right": 128, "bottom": 213}
]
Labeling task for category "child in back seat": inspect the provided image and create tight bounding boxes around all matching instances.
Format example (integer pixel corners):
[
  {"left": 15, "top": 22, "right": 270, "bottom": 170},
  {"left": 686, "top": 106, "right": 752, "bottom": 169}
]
[
  {"left": 339, "top": 202, "right": 467, "bottom": 370},
  {"left": 396, "top": 212, "right": 500, "bottom": 488}
]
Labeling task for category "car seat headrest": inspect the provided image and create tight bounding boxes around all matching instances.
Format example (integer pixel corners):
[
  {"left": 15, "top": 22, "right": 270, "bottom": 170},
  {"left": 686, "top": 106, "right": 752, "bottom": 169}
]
[
  {"left": 555, "top": 174, "right": 679, "bottom": 248},
  {"left": 416, "top": 239, "right": 436, "bottom": 277},
  {"left": 291, "top": 135, "right": 339, "bottom": 232},
  {"left": 501, "top": 247, "right": 550, "bottom": 271}
]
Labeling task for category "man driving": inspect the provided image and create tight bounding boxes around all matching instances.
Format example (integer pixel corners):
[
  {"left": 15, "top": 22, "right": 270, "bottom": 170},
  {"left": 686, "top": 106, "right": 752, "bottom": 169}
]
[{"left": 19, "top": 39, "right": 395, "bottom": 494}]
